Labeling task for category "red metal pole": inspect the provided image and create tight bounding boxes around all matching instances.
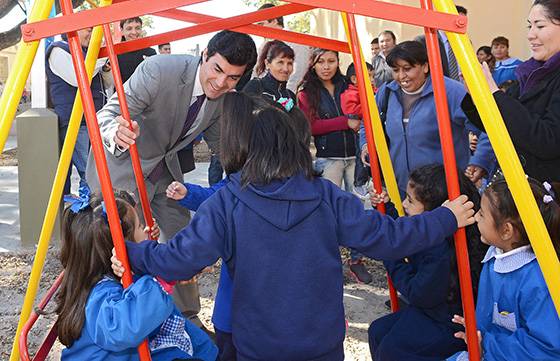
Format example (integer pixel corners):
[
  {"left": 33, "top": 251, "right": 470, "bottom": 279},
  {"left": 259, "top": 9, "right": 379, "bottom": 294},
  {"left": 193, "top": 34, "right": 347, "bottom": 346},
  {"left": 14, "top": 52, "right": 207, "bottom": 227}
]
[
  {"left": 21, "top": 0, "right": 210, "bottom": 42},
  {"left": 99, "top": 4, "right": 339, "bottom": 57},
  {"left": 287, "top": 0, "right": 467, "bottom": 34},
  {"left": 152, "top": 8, "right": 350, "bottom": 54},
  {"left": 19, "top": 272, "right": 64, "bottom": 361},
  {"left": 344, "top": 13, "right": 400, "bottom": 312},
  {"left": 101, "top": 23, "right": 157, "bottom": 239},
  {"left": 59, "top": 0, "right": 151, "bottom": 359},
  {"left": 420, "top": 0, "right": 480, "bottom": 359}
]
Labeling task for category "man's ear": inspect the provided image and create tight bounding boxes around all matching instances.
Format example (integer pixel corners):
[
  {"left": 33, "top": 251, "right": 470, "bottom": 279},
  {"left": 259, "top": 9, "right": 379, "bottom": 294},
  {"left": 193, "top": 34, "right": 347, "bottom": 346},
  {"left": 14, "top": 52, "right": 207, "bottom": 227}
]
[{"left": 202, "top": 48, "right": 208, "bottom": 62}]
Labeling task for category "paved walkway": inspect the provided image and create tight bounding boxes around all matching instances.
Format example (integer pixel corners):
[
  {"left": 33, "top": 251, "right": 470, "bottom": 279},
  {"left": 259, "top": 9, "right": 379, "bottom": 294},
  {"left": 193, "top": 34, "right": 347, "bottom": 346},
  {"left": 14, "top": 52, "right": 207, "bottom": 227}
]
[{"left": 0, "top": 143, "right": 211, "bottom": 252}]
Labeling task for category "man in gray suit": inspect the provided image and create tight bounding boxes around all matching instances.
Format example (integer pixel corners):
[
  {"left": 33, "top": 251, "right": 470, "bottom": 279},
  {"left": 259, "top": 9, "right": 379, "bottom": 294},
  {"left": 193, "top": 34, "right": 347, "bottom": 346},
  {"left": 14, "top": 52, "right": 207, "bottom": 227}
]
[{"left": 86, "top": 30, "right": 257, "bottom": 324}]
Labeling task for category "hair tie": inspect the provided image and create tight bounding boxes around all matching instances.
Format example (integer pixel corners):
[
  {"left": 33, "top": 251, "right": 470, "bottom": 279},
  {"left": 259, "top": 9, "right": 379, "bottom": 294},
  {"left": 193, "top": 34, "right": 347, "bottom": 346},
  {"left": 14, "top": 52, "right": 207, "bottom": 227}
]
[
  {"left": 277, "top": 97, "right": 294, "bottom": 112},
  {"left": 544, "top": 195, "right": 554, "bottom": 204},
  {"left": 63, "top": 186, "right": 91, "bottom": 213},
  {"left": 543, "top": 181, "right": 552, "bottom": 193},
  {"left": 100, "top": 201, "right": 109, "bottom": 222}
]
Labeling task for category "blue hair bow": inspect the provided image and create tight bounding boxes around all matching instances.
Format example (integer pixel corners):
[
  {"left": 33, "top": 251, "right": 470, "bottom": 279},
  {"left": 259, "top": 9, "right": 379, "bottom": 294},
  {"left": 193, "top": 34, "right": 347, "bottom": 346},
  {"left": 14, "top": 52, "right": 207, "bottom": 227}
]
[
  {"left": 63, "top": 186, "right": 91, "bottom": 213},
  {"left": 277, "top": 97, "right": 294, "bottom": 112}
]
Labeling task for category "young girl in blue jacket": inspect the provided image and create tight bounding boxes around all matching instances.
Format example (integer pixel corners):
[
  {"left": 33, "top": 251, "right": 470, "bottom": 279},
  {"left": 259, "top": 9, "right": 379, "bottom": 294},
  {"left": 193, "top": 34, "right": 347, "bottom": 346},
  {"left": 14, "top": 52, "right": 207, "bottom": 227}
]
[
  {"left": 368, "top": 164, "right": 488, "bottom": 360},
  {"left": 448, "top": 178, "right": 560, "bottom": 361},
  {"left": 113, "top": 92, "right": 476, "bottom": 361},
  {"left": 56, "top": 189, "right": 217, "bottom": 361}
]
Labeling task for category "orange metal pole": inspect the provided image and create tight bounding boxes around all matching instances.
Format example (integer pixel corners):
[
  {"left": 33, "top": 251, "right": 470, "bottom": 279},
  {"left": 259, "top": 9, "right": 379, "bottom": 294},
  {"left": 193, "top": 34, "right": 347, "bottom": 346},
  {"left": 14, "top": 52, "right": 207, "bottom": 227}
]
[
  {"left": 153, "top": 8, "right": 350, "bottom": 54},
  {"left": 99, "top": 4, "right": 330, "bottom": 57},
  {"left": 420, "top": 0, "right": 480, "bottom": 359},
  {"left": 59, "top": 0, "right": 151, "bottom": 359},
  {"left": 101, "top": 23, "right": 156, "bottom": 239},
  {"left": 343, "top": 13, "right": 400, "bottom": 312}
]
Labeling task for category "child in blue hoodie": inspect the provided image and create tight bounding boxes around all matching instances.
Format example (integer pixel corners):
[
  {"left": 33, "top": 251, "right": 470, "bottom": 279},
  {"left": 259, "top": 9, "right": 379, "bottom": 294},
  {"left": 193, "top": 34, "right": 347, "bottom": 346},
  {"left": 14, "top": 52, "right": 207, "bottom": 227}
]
[
  {"left": 165, "top": 97, "right": 315, "bottom": 360},
  {"left": 113, "top": 92, "right": 476, "bottom": 361},
  {"left": 448, "top": 178, "right": 560, "bottom": 361},
  {"left": 368, "top": 164, "right": 488, "bottom": 361},
  {"left": 57, "top": 189, "right": 217, "bottom": 361}
]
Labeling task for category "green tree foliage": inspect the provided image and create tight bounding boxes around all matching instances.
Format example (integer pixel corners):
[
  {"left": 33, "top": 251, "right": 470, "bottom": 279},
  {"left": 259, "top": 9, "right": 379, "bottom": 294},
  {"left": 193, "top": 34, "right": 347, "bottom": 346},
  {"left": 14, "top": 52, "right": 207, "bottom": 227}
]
[{"left": 242, "top": 0, "right": 310, "bottom": 34}]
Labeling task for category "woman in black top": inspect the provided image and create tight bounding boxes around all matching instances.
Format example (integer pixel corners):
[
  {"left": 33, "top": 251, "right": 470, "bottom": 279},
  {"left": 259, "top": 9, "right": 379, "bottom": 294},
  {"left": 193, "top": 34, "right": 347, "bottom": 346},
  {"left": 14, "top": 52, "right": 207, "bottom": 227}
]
[{"left": 243, "top": 40, "right": 296, "bottom": 104}]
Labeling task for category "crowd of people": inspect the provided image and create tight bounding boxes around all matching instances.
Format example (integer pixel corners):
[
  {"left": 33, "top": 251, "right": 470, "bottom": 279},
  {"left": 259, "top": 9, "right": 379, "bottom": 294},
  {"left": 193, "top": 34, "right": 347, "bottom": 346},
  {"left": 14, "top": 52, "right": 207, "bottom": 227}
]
[{"left": 42, "top": 0, "right": 560, "bottom": 360}]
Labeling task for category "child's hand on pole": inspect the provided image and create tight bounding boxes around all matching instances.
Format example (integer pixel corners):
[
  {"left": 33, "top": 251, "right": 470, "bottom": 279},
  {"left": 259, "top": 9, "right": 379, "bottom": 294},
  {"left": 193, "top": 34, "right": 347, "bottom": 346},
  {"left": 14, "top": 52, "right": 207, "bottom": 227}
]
[
  {"left": 369, "top": 188, "right": 389, "bottom": 207},
  {"left": 166, "top": 181, "right": 187, "bottom": 200},
  {"left": 111, "top": 248, "right": 126, "bottom": 278},
  {"left": 452, "top": 314, "right": 483, "bottom": 351},
  {"left": 145, "top": 218, "right": 160, "bottom": 240},
  {"left": 442, "top": 195, "right": 475, "bottom": 228}
]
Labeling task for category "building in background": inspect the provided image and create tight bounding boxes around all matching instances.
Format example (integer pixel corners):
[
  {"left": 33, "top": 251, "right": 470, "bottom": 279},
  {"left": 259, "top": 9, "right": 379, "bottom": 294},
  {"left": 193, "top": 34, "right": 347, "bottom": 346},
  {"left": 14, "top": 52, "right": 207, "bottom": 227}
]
[{"left": 309, "top": 0, "right": 532, "bottom": 71}]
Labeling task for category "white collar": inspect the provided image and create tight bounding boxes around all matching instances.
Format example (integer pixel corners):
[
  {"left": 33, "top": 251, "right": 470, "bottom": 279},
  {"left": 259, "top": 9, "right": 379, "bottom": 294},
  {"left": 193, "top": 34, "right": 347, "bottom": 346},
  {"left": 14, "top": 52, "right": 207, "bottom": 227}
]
[
  {"left": 482, "top": 245, "right": 536, "bottom": 273},
  {"left": 192, "top": 63, "right": 204, "bottom": 98},
  {"left": 401, "top": 81, "right": 427, "bottom": 95}
]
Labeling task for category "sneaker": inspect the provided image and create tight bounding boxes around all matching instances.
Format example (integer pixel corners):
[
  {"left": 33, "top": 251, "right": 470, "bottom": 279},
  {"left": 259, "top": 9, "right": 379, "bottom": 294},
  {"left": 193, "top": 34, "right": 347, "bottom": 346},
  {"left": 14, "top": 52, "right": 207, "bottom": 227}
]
[
  {"left": 352, "top": 184, "right": 369, "bottom": 201},
  {"left": 384, "top": 296, "right": 409, "bottom": 310},
  {"left": 349, "top": 260, "right": 373, "bottom": 284}
]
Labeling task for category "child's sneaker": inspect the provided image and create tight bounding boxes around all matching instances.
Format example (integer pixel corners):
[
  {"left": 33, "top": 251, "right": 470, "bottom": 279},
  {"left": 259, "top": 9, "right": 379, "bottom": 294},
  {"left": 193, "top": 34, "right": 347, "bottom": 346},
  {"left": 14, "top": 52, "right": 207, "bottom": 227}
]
[
  {"left": 348, "top": 260, "right": 373, "bottom": 284},
  {"left": 352, "top": 184, "right": 369, "bottom": 201}
]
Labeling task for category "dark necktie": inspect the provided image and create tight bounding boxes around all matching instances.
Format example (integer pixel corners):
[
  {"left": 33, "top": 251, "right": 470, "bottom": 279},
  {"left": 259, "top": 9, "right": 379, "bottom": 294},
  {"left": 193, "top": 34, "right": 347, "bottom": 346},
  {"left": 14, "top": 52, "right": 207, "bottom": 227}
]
[{"left": 147, "top": 94, "right": 206, "bottom": 182}]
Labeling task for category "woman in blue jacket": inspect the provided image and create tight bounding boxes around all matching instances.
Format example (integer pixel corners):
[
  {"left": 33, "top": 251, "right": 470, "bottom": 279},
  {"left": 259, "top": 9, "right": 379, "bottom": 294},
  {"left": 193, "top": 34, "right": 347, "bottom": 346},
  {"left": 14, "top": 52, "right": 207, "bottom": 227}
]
[{"left": 360, "top": 41, "right": 494, "bottom": 196}]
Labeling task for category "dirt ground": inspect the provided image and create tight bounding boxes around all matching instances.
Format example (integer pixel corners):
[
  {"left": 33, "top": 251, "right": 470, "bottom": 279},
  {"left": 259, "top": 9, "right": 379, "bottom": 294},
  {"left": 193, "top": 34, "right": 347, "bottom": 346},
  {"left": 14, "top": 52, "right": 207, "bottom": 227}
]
[
  {"left": 0, "top": 143, "right": 391, "bottom": 360},
  {"left": 0, "top": 247, "right": 390, "bottom": 360}
]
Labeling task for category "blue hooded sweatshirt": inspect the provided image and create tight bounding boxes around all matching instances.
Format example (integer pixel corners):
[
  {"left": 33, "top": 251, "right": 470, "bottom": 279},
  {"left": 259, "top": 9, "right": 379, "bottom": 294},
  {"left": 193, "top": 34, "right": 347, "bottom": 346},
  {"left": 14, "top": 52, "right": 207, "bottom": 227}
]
[{"left": 126, "top": 172, "right": 458, "bottom": 361}]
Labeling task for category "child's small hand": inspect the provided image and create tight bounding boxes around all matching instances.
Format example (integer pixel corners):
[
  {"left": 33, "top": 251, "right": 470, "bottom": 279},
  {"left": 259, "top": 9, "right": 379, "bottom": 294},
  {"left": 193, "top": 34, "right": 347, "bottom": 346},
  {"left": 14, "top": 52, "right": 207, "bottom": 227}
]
[
  {"left": 369, "top": 189, "right": 389, "bottom": 206},
  {"left": 144, "top": 218, "right": 160, "bottom": 240},
  {"left": 452, "top": 314, "right": 483, "bottom": 351},
  {"left": 443, "top": 195, "right": 475, "bottom": 228},
  {"left": 166, "top": 181, "right": 187, "bottom": 200},
  {"left": 111, "top": 248, "right": 126, "bottom": 278},
  {"left": 347, "top": 117, "right": 360, "bottom": 132},
  {"left": 361, "top": 145, "right": 370, "bottom": 167}
]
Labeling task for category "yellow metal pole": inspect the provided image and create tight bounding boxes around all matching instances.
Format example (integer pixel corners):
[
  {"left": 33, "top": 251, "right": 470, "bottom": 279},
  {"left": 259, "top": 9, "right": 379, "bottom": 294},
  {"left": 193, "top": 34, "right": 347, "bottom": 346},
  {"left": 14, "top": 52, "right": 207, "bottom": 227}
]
[
  {"left": 433, "top": 0, "right": 560, "bottom": 316},
  {"left": 9, "top": 2, "right": 112, "bottom": 359},
  {"left": 340, "top": 16, "right": 404, "bottom": 216},
  {"left": 0, "top": 0, "right": 56, "bottom": 154}
]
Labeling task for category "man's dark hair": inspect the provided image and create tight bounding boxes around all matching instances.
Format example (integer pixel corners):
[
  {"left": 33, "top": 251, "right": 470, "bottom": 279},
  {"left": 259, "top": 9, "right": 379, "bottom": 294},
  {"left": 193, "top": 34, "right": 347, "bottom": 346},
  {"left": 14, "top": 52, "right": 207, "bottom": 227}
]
[
  {"left": 206, "top": 30, "right": 257, "bottom": 76},
  {"left": 386, "top": 40, "right": 428, "bottom": 68},
  {"left": 371, "top": 37, "right": 379, "bottom": 45},
  {"left": 158, "top": 42, "right": 170, "bottom": 49},
  {"left": 258, "top": 3, "right": 285, "bottom": 27},
  {"left": 379, "top": 30, "right": 397, "bottom": 42},
  {"left": 346, "top": 62, "right": 373, "bottom": 79},
  {"left": 491, "top": 36, "right": 509, "bottom": 48},
  {"left": 120, "top": 17, "right": 142, "bottom": 29},
  {"left": 220, "top": 92, "right": 314, "bottom": 186},
  {"left": 456, "top": 5, "right": 467, "bottom": 15}
]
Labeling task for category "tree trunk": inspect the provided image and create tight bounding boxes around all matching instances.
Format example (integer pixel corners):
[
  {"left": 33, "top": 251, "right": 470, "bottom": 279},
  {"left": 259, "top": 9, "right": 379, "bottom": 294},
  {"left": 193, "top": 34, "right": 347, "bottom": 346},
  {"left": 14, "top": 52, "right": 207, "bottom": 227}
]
[{"left": 0, "top": 0, "right": 85, "bottom": 51}]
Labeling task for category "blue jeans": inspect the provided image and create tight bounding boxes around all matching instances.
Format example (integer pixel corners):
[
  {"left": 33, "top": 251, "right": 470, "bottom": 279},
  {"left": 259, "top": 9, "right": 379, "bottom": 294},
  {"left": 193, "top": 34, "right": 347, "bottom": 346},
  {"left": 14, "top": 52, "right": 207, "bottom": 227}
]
[
  {"left": 208, "top": 154, "right": 224, "bottom": 186},
  {"left": 59, "top": 124, "right": 90, "bottom": 195}
]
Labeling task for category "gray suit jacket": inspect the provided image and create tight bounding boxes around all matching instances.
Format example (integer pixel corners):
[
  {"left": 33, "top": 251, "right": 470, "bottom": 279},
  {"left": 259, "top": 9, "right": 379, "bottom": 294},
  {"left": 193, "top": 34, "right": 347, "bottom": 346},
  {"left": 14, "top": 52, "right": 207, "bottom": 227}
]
[{"left": 86, "top": 54, "right": 222, "bottom": 192}]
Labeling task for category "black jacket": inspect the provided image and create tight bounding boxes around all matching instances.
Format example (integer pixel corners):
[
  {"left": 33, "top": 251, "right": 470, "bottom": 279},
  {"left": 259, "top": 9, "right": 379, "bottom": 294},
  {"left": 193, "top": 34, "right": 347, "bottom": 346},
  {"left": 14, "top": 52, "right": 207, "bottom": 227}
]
[
  {"left": 299, "top": 75, "right": 356, "bottom": 158},
  {"left": 117, "top": 47, "right": 157, "bottom": 83},
  {"left": 242, "top": 72, "right": 296, "bottom": 102},
  {"left": 462, "top": 68, "right": 560, "bottom": 184}
]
